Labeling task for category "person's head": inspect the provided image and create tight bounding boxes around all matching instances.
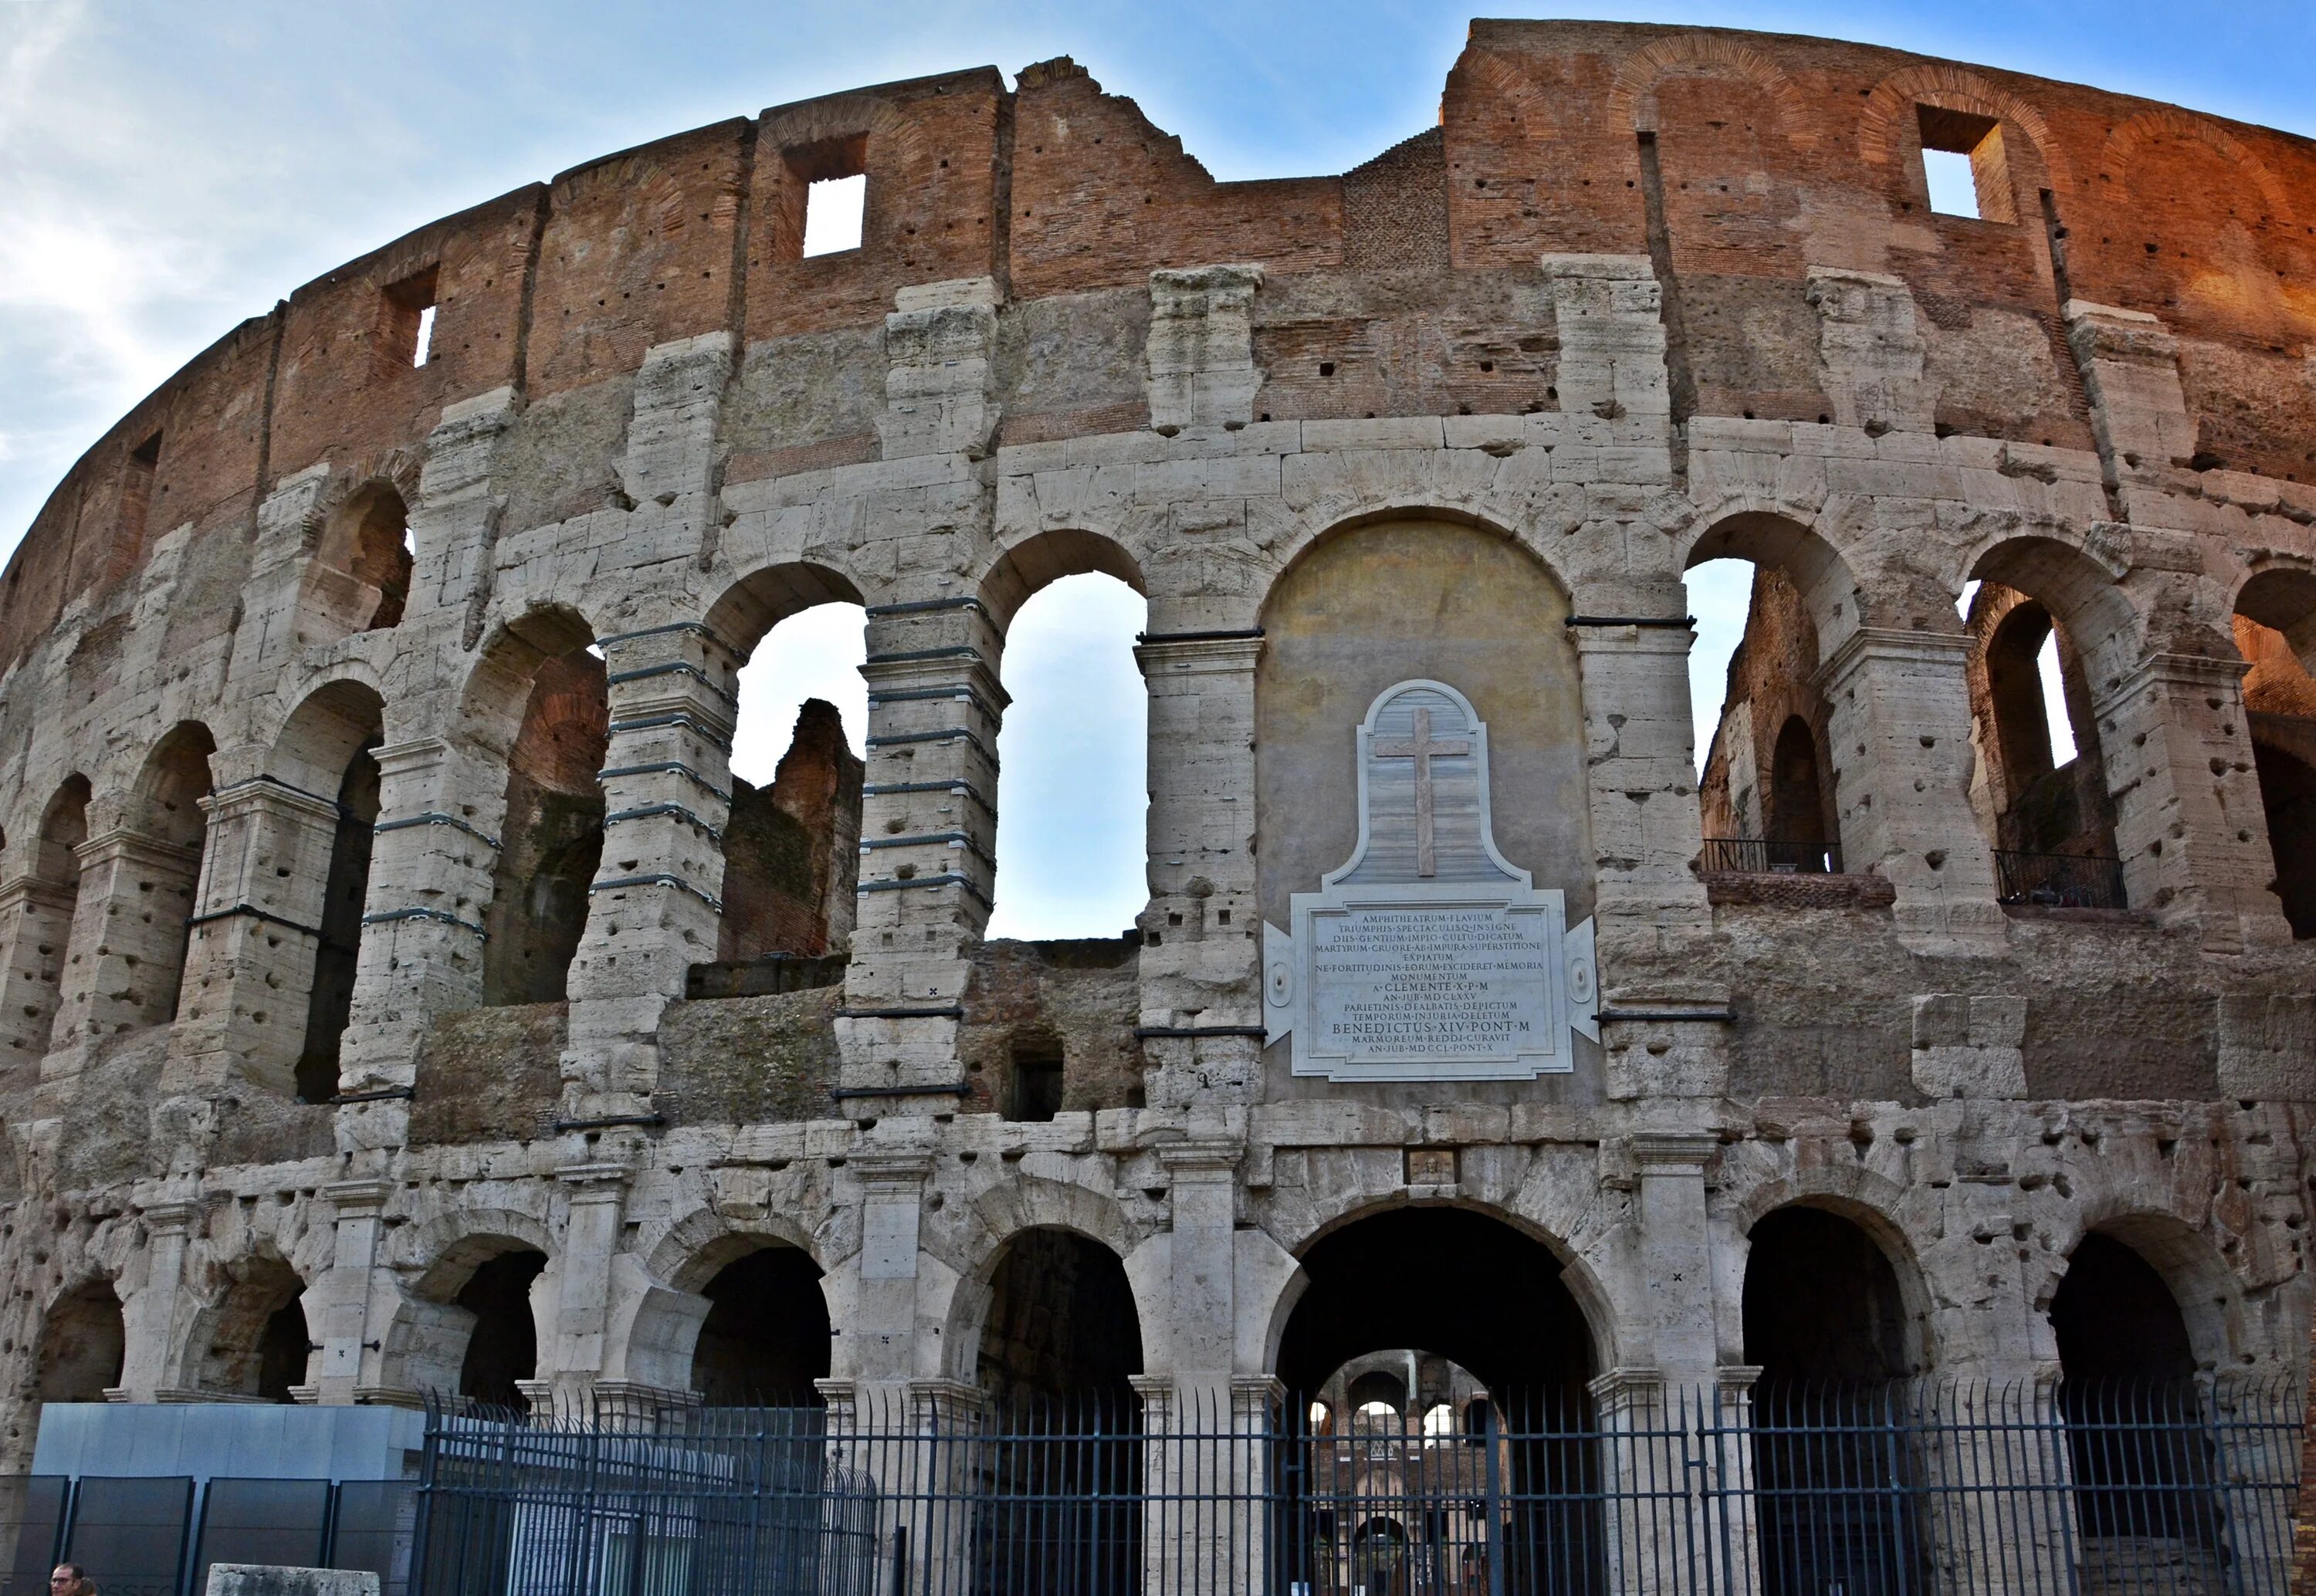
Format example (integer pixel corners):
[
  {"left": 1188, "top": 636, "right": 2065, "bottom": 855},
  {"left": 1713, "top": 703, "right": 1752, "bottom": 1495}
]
[{"left": 51, "top": 1566, "right": 91, "bottom": 1596}]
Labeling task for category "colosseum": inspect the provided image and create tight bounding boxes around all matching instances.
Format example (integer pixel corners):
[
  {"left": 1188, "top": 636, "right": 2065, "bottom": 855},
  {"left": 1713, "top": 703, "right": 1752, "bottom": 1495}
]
[{"left": 0, "top": 19, "right": 2310, "bottom": 1596}]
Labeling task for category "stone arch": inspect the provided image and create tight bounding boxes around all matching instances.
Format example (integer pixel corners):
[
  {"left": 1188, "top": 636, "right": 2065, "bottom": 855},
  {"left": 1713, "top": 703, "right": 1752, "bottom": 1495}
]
[
  {"left": 1265, "top": 1195, "right": 1620, "bottom": 1386},
  {"left": 1444, "top": 47, "right": 1564, "bottom": 143},
  {"left": 2102, "top": 109, "right": 2297, "bottom": 226},
  {"left": 461, "top": 606, "right": 607, "bottom": 1006},
  {"left": 1725, "top": 1171, "right": 1937, "bottom": 1369},
  {"left": 1967, "top": 534, "right": 2146, "bottom": 695},
  {"left": 1606, "top": 33, "right": 1814, "bottom": 147},
  {"left": 704, "top": 561, "right": 866, "bottom": 656},
  {"left": 940, "top": 1176, "right": 1153, "bottom": 1386},
  {"left": 268, "top": 678, "right": 387, "bottom": 800},
  {"left": 642, "top": 1206, "right": 830, "bottom": 1293},
  {"left": 2032, "top": 1206, "right": 2247, "bottom": 1375},
  {"left": 967, "top": 1221, "right": 1146, "bottom": 1408},
  {"left": 379, "top": 1212, "right": 555, "bottom": 1402},
  {"left": 35, "top": 1276, "right": 125, "bottom": 1402},
  {"left": 609, "top": 1208, "right": 835, "bottom": 1398},
  {"left": 136, "top": 720, "right": 218, "bottom": 850},
  {"left": 977, "top": 527, "right": 1147, "bottom": 636},
  {"left": 298, "top": 475, "right": 415, "bottom": 641},
  {"left": 1681, "top": 509, "right": 1876, "bottom": 653},
  {"left": 1261, "top": 497, "right": 1583, "bottom": 627},
  {"left": 1857, "top": 63, "right": 2067, "bottom": 191},
  {"left": 391, "top": 1207, "right": 556, "bottom": 1296},
  {"left": 2233, "top": 563, "right": 2316, "bottom": 675},
  {"left": 185, "top": 1249, "right": 311, "bottom": 1401}
]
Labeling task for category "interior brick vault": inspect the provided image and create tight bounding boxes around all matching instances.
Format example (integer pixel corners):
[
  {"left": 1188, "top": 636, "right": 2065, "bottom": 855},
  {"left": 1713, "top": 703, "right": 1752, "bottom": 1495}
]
[{"left": 0, "top": 15, "right": 2311, "bottom": 1535}]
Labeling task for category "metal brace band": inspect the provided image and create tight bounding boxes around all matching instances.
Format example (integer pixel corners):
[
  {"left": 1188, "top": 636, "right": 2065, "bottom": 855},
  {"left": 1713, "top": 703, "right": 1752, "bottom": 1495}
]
[
  {"left": 861, "top": 779, "right": 994, "bottom": 813},
  {"left": 857, "top": 872, "right": 992, "bottom": 910},
  {"left": 866, "top": 728, "right": 994, "bottom": 761},
  {"left": 363, "top": 907, "right": 488, "bottom": 937},
  {"left": 599, "top": 761, "right": 732, "bottom": 803},
  {"left": 830, "top": 1082, "right": 970, "bottom": 1100},
  {"left": 210, "top": 772, "right": 342, "bottom": 809},
  {"left": 591, "top": 872, "right": 723, "bottom": 912},
  {"left": 860, "top": 831, "right": 994, "bottom": 867},
  {"left": 605, "top": 803, "right": 723, "bottom": 844},
  {"left": 375, "top": 812, "right": 503, "bottom": 850},
  {"left": 1564, "top": 615, "right": 1698, "bottom": 630},
  {"left": 607, "top": 660, "right": 740, "bottom": 708},
  {"left": 596, "top": 620, "right": 719, "bottom": 648},
  {"left": 865, "top": 595, "right": 985, "bottom": 618},
  {"left": 866, "top": 645, "right": 990, "bottom": 668},
  {"left": 1593, "top": 1007, "right": 1737, "bottom": 1023},
  {"left": 185, "top": 903, "right": 327, "bottom": 940},
  {"left": 1136, "top": 627, "right": 1266, "bottom": 645},
  {"left": 1133, "top": 1024, "right": 1268, "bottom": 1039},
  {"left": 608, "top": 712, "right": 734, "bottom": 752},
  {"left": 331, "top": 1085, "right": 416, "bottom": 1105}
]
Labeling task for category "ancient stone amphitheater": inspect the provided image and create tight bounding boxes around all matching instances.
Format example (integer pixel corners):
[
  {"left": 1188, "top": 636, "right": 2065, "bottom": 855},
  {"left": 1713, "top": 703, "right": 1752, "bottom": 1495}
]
[{"left": 1, "top": 19, "right": 2311, "bottom": 1596}]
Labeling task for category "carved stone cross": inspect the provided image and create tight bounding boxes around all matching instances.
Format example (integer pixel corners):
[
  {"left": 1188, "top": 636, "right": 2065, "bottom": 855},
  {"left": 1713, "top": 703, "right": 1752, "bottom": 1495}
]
[{"left": 1373, "top": 706, "right": 1471, "bottom": 877}]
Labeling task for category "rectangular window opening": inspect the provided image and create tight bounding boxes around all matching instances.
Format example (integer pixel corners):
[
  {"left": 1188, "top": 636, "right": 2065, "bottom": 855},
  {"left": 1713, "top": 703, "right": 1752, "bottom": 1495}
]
[
  {"left": 1917, "top": 105, "right": 2015, "bottom": 224},
  {"left": 1007, "top": 1043, "right": 1065, "bottom": 1123},
  {"left": 804, "top": 172, "right": 867, "bottom": 258},
  {"left": 118, "top": 431, "right": 161, "bottom": 553},
  {"left": 382, "top": 265, "right": 440, "bottom": 370}
]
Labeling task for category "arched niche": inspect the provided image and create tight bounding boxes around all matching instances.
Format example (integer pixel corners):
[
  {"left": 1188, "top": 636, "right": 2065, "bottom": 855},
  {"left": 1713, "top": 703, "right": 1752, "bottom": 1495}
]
[
  {"left": 10, "top": 774, "right": 90, "bottom": 1066},
  {"left": 273, "top": 681, "right": 386, "bottom": 1101},
  {"left": 2231, "top": 581, "right": 2316, "bottom": 938},
  {"left": 135, "top": 721, "right": 218, "bottom": 1024},
  {"left": 1963, "top": 581, "right": 2120, "bottom": 871},
  {"left": 1257, "top": 515, "right": 1592, "bottom": 1042},
  {"left": 973, "top": 1226, "right": 1143, "bottom": 1412},
  {"left": 194, "top": 1254, "right": 310, "bottom": 1402},
  {"left": 690, "top": 1245, "right": 831, "bottom": 1404},
  {"left": 36, "top": 1280, "right": 125, "bottom": 1402},
  {"left": 468, "top": 608, "right": 606, "bottom": 1006},
  {"left": 300, "top": 482, "right": 413, "bottom": 642}
]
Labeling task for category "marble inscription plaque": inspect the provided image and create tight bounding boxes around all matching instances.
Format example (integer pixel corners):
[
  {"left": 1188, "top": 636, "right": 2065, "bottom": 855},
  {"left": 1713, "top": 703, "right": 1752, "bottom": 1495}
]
[{"left": 1265, "top": 680, "right": 1596, "bottom": 1082}]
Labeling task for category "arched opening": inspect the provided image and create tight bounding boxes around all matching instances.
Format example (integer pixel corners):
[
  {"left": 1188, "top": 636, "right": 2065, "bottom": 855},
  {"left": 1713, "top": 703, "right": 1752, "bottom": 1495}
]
[
  {"left": 455, "top": 1249, "right": 548, "bottom": 1409},
  {"left": 974, "top": 1229, "right": 1143, "bottom": 1596},
  {"left": 1685, "top": 530, "right": 1847, "bottom": 877},
  {"left": 1276, "top": 1208, "right": 1597, "bottom": 1596},
  {"left": 479, "top": 614, "right": 606, "bottom": 1007},
  {"left": 198, "top": 1256, "right": 310, "bottom": 1402},
  {"left": 718, "top": 575, "right": 868, "bottom": 971},
  {"left": 137, "top": 722, "right": 216, "bottom": 1022},
  {"left": 2230, "top": 586, "right": 2316, "bottom": 938},
  {"left": 987, "top": 570, "right": 1148, "bottom": 941},
  {"left": 689, "top": 1245, "right": 830, "bottom": 1405},
  {"left": 1742, "top": 1206, "right": 1920, "bottom": 1596},
  {"left": 36, "top": 1282, "right": 124, "bottom": 1402},
  {"left": 1962, "top": 545, "right": 2129, "bottom": 908},
  {"left": 12, "top": 775, "right": 90, "bottom": 1063},
  {"left": 300, "top": 482, "right": 413, "bottom": 641},
  {"left": 2050, "top": 1233, "right": 2216, "bottom": 1560},
  {"left": 276, "top": 681, "right": 388, "bottom": 1101}
]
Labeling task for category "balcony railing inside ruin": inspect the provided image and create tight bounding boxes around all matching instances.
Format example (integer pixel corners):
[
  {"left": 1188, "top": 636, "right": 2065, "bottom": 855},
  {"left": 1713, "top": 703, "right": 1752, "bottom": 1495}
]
[
  {"left": 1995, "top": 848, "right": 2129, "bottom": 911},
  {"left": 1701, "top": 837, "right": 1844, "bottom": 875}
]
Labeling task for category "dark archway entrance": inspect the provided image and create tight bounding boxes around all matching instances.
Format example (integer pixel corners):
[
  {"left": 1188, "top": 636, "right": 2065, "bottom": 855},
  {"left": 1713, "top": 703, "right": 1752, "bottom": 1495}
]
[
  {"left": 1277, "top": 1208, "right": 1598, "bottom": 1596},
  {"left": 2250, "top": 739, "right": 2316, "bottom": 938},
  {"left": 455, "top": 1250, "right": 547, "bottom": 1409},
  {"left": 2050, "top": 1233, "right": 2214, "bottom": 1558},
  {"left": 973, "top": 1230, "right": 1144, "bottom": 1596},
  {"left": 1742, "top": 1207, "right": 1918, "bottom": 1596},
  {"left": 691, "top": 1246, "right": 831, "bottom": 1405},
  {"left": 36, "top": 1283, "right": 125, "bottom": 1402}
]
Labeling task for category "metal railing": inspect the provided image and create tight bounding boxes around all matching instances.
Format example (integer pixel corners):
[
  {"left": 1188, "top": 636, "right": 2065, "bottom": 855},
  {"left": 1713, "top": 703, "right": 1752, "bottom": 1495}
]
[
  {"left": 407, "top": 1376, "right": 2301, "bottom": 1596},
  {"left": 1995, "top": 849, "right": 2129, "bottom": 910},
  {"left": 1700, "top": 838, "right": 1844, "bottom": 875}
]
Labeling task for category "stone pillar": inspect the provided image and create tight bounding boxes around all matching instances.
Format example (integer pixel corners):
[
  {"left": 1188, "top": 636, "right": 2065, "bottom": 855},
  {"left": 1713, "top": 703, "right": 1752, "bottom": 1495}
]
[
  {"left": 1817, "top": 628, "right": 2005, "bottom": 948},
  {"left": 48, "top": 823, "right": 202, "bottom": 1056},
  {"left": 308, "top": 1178, "right": 394, "bottom": 1406},
  {"left": 117, "top": 1199, "right": 198, "bottom": 1402},
  {"left": 1628, "top": 1134, "right": 1721, "bottom": 1384},
  {"left": 878, "top": 279, "right": 1002, "bottom": 460},
  {"left": 1158, "top": 1140, "right": 1242, "bottom": 1381},
  {"left": 1144, "top": 265, "right": 1265, "bottom": 435},
  {"left": 2094, "top": 651, "right": 2292, "bottom": 950},
  {"left": 838, "top": 604, "right": 1004, "bottom": 1109},
  {"left": 2064, "top": 300, "right": 2198, "bottom": 506},
  {"left": 0, "top": 876, "right": 77, "bottom": 1091},
  {"left": 166, "top": 779, "right": 343, "bottom": 1096},
  {"left": 1568, "top": 614, "right": 1714, "bottom": 938},
  {"left": 540, "top": 1162, "right": 631, "bottom": 1406},
  {"left": 843, "top": 1153, "right": 934, "bottom": 1384},
  {"left": 1588, "top": 1366, "right": 1678, "bottom": 1596},
  {"left": 1135, "top": 634, "right": 1261, "bottom": 1112},
  {"left": 561, "top": 623, "right": 741, "bottom": 1119},
  {"left": 335, "top": 736, "right": 503, "bottom": 1150},
  {"left": 1805, "top": 267, "right": 1933, "bottom": 436},
  {"left": 1136, "top": 1371, "right": 1278, "bottom": 1596}
]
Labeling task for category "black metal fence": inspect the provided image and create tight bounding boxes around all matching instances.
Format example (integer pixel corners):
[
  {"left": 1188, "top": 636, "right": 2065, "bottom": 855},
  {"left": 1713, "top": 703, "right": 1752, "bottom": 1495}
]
[
  {"left": 407, "top": 1376, "right": 2300, "bottom": 1596},
  {"left": 1699, "top": 839, "right": 1844, "bottom": 875},
  {"left": 1995, "top": 848, "right": 2129, "bottom": 909}
]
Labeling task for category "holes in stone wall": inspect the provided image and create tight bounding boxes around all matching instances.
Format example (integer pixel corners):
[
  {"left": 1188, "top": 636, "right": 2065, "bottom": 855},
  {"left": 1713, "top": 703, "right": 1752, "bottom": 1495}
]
[
  {"left": 1917, "top": 105, "right": 2014, "bottom": 224},
  {"left": 17, "top": 774, "right": 90, "bottom": 1064}
]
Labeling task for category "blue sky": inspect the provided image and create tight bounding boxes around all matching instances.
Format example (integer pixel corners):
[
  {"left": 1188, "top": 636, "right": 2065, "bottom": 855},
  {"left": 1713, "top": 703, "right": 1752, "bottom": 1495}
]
[{"left": 3, "top": 0, "right": 2306, "bottom": 935}]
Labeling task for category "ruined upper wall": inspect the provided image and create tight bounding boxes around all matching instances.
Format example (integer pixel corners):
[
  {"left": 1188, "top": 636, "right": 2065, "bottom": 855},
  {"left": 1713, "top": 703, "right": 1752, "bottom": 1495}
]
[{"left": 5, "top": 24, "right": 2311, "bottom": 675}]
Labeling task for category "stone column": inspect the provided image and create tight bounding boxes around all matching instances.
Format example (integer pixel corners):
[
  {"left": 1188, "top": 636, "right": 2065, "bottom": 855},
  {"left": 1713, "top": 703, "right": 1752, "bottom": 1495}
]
[
  {"left": 1817, "top": 628, "right": 2005, "bottom": 948},
  {"left": 165, "top": 778, "right": 343, "bottom": 1096},
  {"left": 1569, "top": 617, "right": 1713, "bottom": 935},
  {"left": 838, "top": 604, "right": 1004, "bottom": 1109},
  {"left": 0, "top": 876, "right": 78, "bottom": 1091},
  {"left": 47, "top": 824, "right": 203, "bottom": 1056},
  {"left": 561, "top": 623, "right": 741, "bottom": 1119},
  {"left": 844, "top": 1153, "right": 935, "bottom": 1385},
  {"left": 117, "top": 1199, "right": 199, "bottom": 1402},
  {"left": 308, "top": 1178, "right": 394, "bottom": 1405},
  {"left": 1588, "top": 1366, "right": 1678, "bottom": 1596},
  {"left": 2094, "top": 651, "right": 2292, "bottom": 950},
  {"left": 1143, "top": 265, "right": 1265, "bottom": 435},
  {"left": 540, "top": 1162, "right": 631, "bottom": 1407},
  {"left": 1629, "top": 1134, "right": 1721, "bottom": 1385},
  {"left": 1136, "top": 634, "right": 1262, "bottom": 1112},
  {"left": 335, "top": 735, "right": 503, "bottom": 1150}
]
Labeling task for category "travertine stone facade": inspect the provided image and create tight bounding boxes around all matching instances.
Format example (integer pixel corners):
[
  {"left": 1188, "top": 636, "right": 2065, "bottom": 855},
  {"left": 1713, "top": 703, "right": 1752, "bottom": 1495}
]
[{"left": 0, "top": 23, "right": 2310, "bottom": 1557}]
